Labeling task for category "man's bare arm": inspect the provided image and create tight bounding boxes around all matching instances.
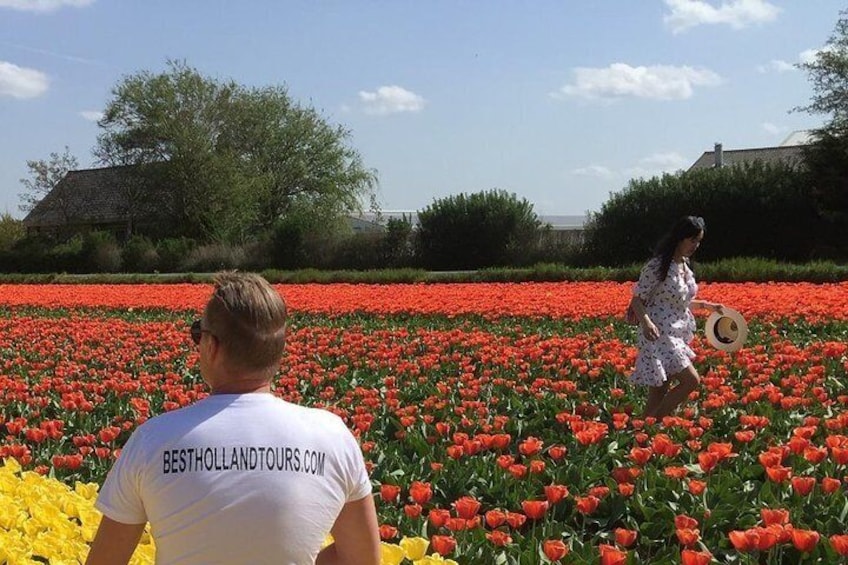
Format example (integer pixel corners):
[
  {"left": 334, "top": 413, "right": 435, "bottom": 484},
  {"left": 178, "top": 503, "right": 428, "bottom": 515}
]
[
  {"left": 85, "top": 516, "right": 146, "bottom": 565},
  {"left": 316, "top": 495, "right": 380, "bottom": 565}
]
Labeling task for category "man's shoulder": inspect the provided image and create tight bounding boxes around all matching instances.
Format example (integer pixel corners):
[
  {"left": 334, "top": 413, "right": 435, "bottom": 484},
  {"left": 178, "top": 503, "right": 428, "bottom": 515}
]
[{"left": 286, "top": 402, "right": 348, "bottom": 428}]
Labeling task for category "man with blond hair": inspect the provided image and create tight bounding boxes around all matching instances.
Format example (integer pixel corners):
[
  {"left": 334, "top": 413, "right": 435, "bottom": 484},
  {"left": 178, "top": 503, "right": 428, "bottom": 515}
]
[{"left": 86, "top": 272, "right": 380, "bottom": 565}]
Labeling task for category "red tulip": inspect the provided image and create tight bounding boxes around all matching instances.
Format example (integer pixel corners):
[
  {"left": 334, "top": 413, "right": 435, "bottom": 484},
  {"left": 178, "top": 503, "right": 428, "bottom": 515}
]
[
  {"left": 453, "top": 496, "right": 481, "bottom": 519},
  {"left": 521, "top": 500, "right": 549, "bottom": 520},
  {"left": 681, "top": 549, "right": 712, "bottom": 565},
  {"left": 430, "top": 535, "right": 457, "bottom": 556},
  {"left": 486, "top": 530, "right": 512, "bottom": 546},
  {"left": 544, "top": 484, "right": 569, "bottom": 504},
  {"left": 575, "top": 495, "right": 600, "bottom": 515},
  {"left": 830, "top": 534, "right": 848, "bottom": 556},
  {"left": 379, "top": 524, "right": 398, "bottom": 539},
  {"left": 599, "top": 543, "right": 627, "bottom": 565},
  {"left": 760, "top": 508, "right": 789, "bottom": 526},
  {"left": 614, "top": 528, "right": 637, "bottom": 547},
  {"left": 476, "top": 509, "right": 502, "bottom": 530},
  {"left": 791, "top": 529, "right": 820, "bottom": 553},
  {"left": 542, "top": 539, "right": 569, "bottom": 561},
  {"left": 380, "top": 484, "right": 400, "bottom": 503},
  {"left": 791, "top": 476, "right": 816, "bottom": 496},
  {"left": 409, "top": 481, "right": 432, "bottom": 504},
  {"left": 676, "top": 528, "right": 700, "bottom": 547}
]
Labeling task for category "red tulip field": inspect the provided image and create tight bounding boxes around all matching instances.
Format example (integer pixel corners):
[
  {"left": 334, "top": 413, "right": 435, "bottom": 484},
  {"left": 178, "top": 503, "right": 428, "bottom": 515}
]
[{"left": 1, "top": 281, "right": 848, "bottom": 564}]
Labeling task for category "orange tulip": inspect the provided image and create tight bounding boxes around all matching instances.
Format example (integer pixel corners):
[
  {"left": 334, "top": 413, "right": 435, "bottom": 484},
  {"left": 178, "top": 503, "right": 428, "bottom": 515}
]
[
  {"left": 521, "top": 500, "right": 549, "bottom": 520},
  {"left": 542, "top": 539, "right": 569, "bottom": 562},
  {"left": 428, "top": 508, "right": 450, "bottom": 528},
  {"left": 760, "top": 508, "right": 789, "bottom": 526},
  {"left": 485, "top": 509, "right": 507, "bottom": 528},
  {"left": 599, "top": 544, "right": 627, "bottom": 565},
  {"left": 380, "top": 483, "right": 400, "bottom": 503},
  {"left": 791, "top": 476, "right": 816, "bottom": 496},
  {"left": 575, "top": 495, "right": 600, "bottom": 515},
  {"left": 791, "top": 529, "right": 820, "bottom": 553},
  {"left": 729, "top": 530, "right": 752, "bottom": 552},
  {"left": 614, "top": 528, "right": 638, "bottom": 547},
  {"left": 681, "top": 549, "right": 712, "bottom": 565},
  {"left": 822, "top": 477, "right": 841, "bottom": 494},
  {"left": 430, "top": 534, "right": 457, "bottom": 556},
  {"left": 675, "top": 515, "right": 699, "bottom": 530},
  {"left": 830, "top": 534, "right": 848, "bottom": 556},
  {"left": 409, "top": 480, "right": 432, "bottom": 504},
  {"left": 486, "top": 530, "right": 512, "bottom": 546},
  {"left": 379, "top": 524, "right": 398, "bottom": 539},
  {"left": 453, "top": 496, "right": 481, "bottom": 519},
  {"left": 676, "top": 528, "right": 700, "bottom": 547},
  {"left": 544, "top": 484, "right": 569, "bottom": 504}
]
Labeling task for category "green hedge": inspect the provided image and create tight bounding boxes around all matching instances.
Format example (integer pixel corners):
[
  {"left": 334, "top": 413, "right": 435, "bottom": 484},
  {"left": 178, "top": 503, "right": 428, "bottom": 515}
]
[{"left": 0, "top": 258, "right": 845, "bottom": 284}]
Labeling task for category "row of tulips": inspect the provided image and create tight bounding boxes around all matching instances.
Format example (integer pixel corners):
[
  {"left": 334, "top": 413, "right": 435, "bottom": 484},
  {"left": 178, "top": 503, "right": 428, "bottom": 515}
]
[
  {"left": 1, "top": 281, "right": 848, "bottom": 320},
  {"left": 0, "top": 281, "right": 847, "bottom": 563}
]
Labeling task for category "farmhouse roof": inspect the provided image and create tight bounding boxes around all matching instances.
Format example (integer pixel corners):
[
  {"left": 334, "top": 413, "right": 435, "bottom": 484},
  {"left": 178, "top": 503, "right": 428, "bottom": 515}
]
[
  {"left": 23, "top": 165, "right": 139, "bottom": 228},
  {"left": 688, "top": 144, "right": 806, "bottom": 172}
]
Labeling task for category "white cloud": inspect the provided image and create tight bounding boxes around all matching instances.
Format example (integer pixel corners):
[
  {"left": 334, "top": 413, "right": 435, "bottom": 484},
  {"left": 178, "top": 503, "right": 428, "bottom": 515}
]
[
  {"left": 358, "top": 85, "right": 426, "bottom": 115},
  {"left": 762, "top": 122, "right": 783, "bottom": 135},
  {"left": 572, "top": 152, "right": 687, "bottom": 181},
  {"left": 799, "top": 46, "right": 836, "bottom": 65},
  {"left": 757, "top": 59, "right": 795, "bottom": 73},
  {"left": 0, "top": 0, "right": 94, "bottom": 13},
  {"left": 79, "top": 110, "right": 103, "bottom": 122},
  {"left": 556, "top": 63, "right": 721, "bottom": 101},
  {"left": 663, "top": 0, "right": 780, "bottom": 34},
  {"left": 0, "top": 61, "right": 48, "bottom": 98},
  {"left": 571, "top": 165, "right": 615, "bottom": 179},
  {"left": 757, "top": 46, "right": 836, "bottom": 74},
  {"left": 625, "top": 152, "right": 688, "bottom": 178}
]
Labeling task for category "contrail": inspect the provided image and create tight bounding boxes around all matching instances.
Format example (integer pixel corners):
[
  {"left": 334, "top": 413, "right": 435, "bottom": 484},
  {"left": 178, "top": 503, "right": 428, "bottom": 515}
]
[{"left": 0, "top": 40, "right": 105, "bottom": 66}]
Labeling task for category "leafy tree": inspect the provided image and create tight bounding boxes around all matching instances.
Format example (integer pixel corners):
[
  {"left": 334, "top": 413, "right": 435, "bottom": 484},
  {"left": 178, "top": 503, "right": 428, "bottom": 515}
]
[
  {"left": 0, "top": 212, "right": 24, "bottom": 251},
  {"left": 797, "top": 10, "right": 848, "bottom": 255},
  {"left": 416, "top": 189, "right": 542, "bottom": 270},
  {"left": 18, "top": 146, "right": 79, "bottom": 218},
  {"left": 96, "top": 60, "right": 376, "bottom": 243},
  {"left": 796, "top": 10, "right": 848, "bottom": 133}
]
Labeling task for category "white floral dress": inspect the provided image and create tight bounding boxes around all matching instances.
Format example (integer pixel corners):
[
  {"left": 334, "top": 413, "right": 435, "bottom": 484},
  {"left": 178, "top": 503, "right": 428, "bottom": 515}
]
[{"left": 629, "top": 256, "right": 698, "bottom": 387}]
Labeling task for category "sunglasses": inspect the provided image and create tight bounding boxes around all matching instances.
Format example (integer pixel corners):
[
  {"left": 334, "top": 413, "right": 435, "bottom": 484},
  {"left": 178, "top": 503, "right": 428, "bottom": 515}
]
[{"left": 190, "top": 319, "right": 212, "bottom": 345}]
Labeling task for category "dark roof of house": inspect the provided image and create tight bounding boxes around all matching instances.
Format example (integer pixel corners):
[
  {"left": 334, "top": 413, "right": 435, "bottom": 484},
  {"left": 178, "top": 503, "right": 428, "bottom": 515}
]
[
  {"left": 688, "top": 145, "right": 806, "bottom": 172},
  {"left": 23, "top": 165, "right": 140, "bottom": 228}
]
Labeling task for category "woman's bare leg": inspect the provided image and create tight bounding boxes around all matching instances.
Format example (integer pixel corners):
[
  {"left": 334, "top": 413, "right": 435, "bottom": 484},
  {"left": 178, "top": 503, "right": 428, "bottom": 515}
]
[
  {"left": 643, "top": 382, "right": 670, "bottom": 418},
  {"left": 654, "top": 365, "right": 700, "bottom": 419}
]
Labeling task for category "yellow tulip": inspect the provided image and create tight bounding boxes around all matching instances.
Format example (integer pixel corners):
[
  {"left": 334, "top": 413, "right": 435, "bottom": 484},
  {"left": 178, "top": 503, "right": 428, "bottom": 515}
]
[
  {"left": 400, "top": 536, "right": 430, "bottom": 561},
  {"left": 380, "top": 542, "right": 406, "bottom": 565}
]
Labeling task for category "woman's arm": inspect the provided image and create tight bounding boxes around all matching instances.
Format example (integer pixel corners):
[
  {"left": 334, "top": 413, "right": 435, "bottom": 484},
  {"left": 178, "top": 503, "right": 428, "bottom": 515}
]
[
  {"left": 629, "top": 296, "right": 659, "bottom": 341},
  {"left": 691, "top": 300, "right": 724, "bottom": 313}
]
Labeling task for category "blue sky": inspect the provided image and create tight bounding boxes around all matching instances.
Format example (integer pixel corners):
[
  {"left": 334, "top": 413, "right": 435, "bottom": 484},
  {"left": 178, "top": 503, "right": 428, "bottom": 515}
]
[{"left": 0, "top": 0, "right": 843, "bottom": 219}]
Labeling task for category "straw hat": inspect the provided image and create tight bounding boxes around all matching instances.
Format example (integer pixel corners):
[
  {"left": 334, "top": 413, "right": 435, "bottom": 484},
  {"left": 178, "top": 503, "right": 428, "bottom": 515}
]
[{"left": 705, "top": 308, "right": 748, "bottom": 352}]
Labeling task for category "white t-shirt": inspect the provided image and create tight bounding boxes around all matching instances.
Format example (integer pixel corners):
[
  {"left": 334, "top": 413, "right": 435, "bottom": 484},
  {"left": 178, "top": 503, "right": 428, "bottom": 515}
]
[{"left": 96, "top": 394, "right": 372, "bottom": 565}]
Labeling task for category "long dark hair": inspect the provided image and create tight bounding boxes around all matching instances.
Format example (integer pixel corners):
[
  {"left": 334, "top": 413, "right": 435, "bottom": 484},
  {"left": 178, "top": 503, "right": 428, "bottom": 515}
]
[{"left": 653, "top": 216, "right": 705, "bottom": 280}]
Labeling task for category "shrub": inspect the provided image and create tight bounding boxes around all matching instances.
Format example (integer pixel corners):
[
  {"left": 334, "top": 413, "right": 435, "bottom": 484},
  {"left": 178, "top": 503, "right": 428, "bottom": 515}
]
[
  {"left": 180, "top": 243, "right": 246, "bottom": 272},
  {"left": 329, "top": 232, "right": 383, "bottom": 270},
  {"left": 583, "top": 162, "right": 821, "bottom": 265},
  {"left": 156, "top": 237, "right": 196, "bottom": 272},
  {"left": 82, "top": 231, "right": 122, "bottom": 273},
  {"left": 122, "top": 235, "right": 159, "bottom": 273},
  {"left": 380, "top": 215, "right": 415, "bottom": 267},
  {"left": 416, "top": 189, "right": 543, "bottom": 270}
]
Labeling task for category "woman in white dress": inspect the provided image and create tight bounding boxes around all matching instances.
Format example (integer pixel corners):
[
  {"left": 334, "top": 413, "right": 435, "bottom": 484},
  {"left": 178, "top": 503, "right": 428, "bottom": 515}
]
[{"left": 628, "top": 216, "right": 724, "bottom": 418}]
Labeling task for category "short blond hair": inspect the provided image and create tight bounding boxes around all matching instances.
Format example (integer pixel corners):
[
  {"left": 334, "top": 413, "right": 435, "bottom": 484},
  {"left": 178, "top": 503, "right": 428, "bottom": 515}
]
[{"left": 203, "top": 272, "right": 287, "bottom": 374}]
